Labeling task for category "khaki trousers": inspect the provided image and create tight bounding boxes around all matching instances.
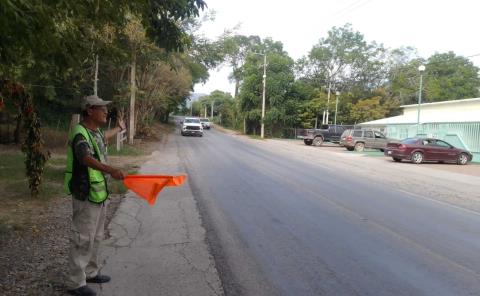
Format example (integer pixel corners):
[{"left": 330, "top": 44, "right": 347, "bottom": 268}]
[{"left": 67, "top": 197, "right": 108, "bottom": 289}]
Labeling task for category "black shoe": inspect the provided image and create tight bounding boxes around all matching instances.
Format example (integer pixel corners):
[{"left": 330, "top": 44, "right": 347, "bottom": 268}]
[
  {"left": 67, "top": 285, "right": 96, "bottom": 296},
  {"left": 86, "top": 274, "right": 111, "bottom": 284}
]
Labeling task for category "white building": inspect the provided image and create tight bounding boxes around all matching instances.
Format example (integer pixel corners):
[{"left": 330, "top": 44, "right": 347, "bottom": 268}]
[{"left": 359, "top": 98, "right": 480, "bottom": 153}]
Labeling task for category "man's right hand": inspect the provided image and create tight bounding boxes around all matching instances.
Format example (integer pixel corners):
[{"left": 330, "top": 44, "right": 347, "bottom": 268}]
[{"left": 110, "top": 169, "right": 125, "bottom": 180}]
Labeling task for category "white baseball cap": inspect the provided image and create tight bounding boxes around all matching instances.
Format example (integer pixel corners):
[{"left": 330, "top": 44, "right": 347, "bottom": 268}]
[{"left": 81, "top": 95, "right": 111, "bottom": 110}]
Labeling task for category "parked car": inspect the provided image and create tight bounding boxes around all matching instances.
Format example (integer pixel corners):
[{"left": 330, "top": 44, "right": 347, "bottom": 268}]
[
  {"left": 303, "top": 124, "right": 352, "bottom": 146},
  {"left": 340, "top": 129, "right": 391, "bottom": 152},
  {"left": 181, "top": 117, "right": 203, "bottom": 137},
  {"left": 384, "top": 138, "right": 473, "bottom": 165},
  {"left": 199, "top": 118, "right": 211, "bottom": 129}
]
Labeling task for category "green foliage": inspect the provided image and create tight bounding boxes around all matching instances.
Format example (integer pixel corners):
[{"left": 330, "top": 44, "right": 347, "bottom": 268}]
[
  {"left": 348, "top": 96, "right": 389, "bottom": 124},
  {"left": 20, "top": 91, "right": 50, "bottom": 197},
  {"left": 304, "top": 24, "right": 386, "bottom": 93},
  {"left": 424, "top": 52, "right": 480, "bottom": 101}
]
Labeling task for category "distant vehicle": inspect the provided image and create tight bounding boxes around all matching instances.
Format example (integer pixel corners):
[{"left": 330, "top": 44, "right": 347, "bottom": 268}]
[
  {"left": 384, "top": 138, "right": 472, "bottom": 165},
  {"left": 199, "top": 118, "right": 211, "bottom": 129},
  {"left": 303, "top": 124, "right": 353, "bottom": 146},
  {"left": 181, "top": 117, "right": 203, "bottom": 137},
  {"left": 340, "top": 129, "right": 391, "bottom": 152}
]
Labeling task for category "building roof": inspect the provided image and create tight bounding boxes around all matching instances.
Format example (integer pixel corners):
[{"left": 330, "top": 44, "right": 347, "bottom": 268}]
[
  {"left": 360, "top": 115, "right": 416, "bottom": 125},
  {"left": 400, "top": 97, "right": 480, "bottom": 108}
]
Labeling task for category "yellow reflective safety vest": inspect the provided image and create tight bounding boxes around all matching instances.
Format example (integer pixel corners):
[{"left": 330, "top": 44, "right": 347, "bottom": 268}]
[{"left": 64, "top": 124, "right": 108, "bottom": 203}]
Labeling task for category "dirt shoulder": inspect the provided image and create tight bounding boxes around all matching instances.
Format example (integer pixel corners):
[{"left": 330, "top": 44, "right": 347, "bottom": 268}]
[
  {"left": 0, "top": 123, "right": 171, "bottom": 296},
  {"left": 260, "top": 138, "right": 480, "bottom": 212}
]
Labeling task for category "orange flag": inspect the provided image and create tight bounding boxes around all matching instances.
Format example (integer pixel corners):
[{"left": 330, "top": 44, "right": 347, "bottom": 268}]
[{"left": 123, "top": 175, "right": 187, "bottom": 206}]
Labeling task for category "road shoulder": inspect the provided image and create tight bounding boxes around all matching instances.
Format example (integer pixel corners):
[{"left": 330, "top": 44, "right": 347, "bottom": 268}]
[{"left": 95, "top": 132, "right": 224, "bottom": 296}]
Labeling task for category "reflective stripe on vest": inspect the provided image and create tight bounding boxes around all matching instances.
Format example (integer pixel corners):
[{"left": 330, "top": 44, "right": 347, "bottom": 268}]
[{"left": 64, "top": 124, "right": 108, "bottom": 203}]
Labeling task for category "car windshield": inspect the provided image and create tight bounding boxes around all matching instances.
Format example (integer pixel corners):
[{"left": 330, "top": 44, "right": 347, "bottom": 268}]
[
  {"left": 184, "top": 118, "right": 200, "bottom": 123},
  {"left": 200, "top": 118, "right": 209, "bottom": 122}
]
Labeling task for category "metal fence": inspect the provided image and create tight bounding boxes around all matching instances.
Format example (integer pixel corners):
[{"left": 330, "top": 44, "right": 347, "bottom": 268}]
[{"left": 382, "top": 122, "right": 480, "bottom": 153}]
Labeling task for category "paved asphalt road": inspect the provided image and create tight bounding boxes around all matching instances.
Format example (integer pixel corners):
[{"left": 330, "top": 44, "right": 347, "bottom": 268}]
[{"left": 175, "top": 126, "right": 480, "bottom": 296}]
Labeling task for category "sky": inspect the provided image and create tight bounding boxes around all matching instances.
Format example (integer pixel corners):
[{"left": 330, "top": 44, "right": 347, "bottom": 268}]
[{"left": 193, "top": 0, "right": 480, "bottom": 96}]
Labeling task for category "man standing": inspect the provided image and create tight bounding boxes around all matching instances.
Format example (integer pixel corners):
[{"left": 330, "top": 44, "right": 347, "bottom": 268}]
[{"left": 64, "top": 95, "right": 126, "bottom": 296}]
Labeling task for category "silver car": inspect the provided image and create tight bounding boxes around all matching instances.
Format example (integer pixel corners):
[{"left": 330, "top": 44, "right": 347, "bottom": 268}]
[{"left": 340, "top": 129, "right": 391, "bottom": 152}]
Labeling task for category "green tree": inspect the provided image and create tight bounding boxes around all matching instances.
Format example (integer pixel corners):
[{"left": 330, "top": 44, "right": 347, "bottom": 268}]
[
  {"left": 237, "top": 39, "right": 295, "bottom": 135},
  {"left": 424, "top": 52, "right": 480, "bottom": 101},
  {"left": 198, "top": 90, "right": 236, "bottom": 127},
  {"left": 303, "top": 24, "right": 385, "bottom": 94},
  {"left": 348, "top": 96, "right": 389, "bottom": 124},
  {"left": 220, "top": 34, "right": 263, "bottom": 97}
]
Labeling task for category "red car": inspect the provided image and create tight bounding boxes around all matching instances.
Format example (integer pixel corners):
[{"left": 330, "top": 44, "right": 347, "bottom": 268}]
[{"left": 384, "top": 138, "right": 473, "bottom": 165}]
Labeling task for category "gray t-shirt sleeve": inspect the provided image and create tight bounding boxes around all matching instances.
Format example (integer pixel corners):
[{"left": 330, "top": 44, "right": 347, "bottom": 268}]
[{"left": 73, "top": 134, "right": 92, "bottom": 165}]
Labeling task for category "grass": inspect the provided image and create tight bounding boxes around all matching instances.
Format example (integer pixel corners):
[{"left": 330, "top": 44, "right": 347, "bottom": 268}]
[
  {"left": 0, "top": 151, "right": 65, "bottom": 199},
  {"left": 0, "top": 152, "right": 26, "bottom": 180},
  {"left": 108, "top": 144, "right": 143, "bottom": 156}
]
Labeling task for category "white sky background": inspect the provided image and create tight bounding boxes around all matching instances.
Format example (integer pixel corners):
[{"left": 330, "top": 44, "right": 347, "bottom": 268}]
[{"left": 193, "top": 0, "right": 480, "bottom": 95}]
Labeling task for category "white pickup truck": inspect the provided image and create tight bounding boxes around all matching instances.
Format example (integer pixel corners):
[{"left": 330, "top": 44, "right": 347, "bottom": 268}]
[
  {"left": 199, "top": 118, "right": 211, "bottom": 129},
  {"left": 181, "top": 117, "right": 203, "bottom": 137}
]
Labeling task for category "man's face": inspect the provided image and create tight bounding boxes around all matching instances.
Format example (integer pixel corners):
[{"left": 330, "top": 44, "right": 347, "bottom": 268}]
[{"left": 88, "top": 105, "right": 108, "bottom": 124}]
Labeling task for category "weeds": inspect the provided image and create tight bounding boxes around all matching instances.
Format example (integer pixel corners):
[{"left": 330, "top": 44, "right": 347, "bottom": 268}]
[{"left": 108, "top": 144, "right": 142, "bottom": 156}]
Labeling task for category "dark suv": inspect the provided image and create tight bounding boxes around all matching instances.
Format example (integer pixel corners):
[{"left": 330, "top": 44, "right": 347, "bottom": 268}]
[
  {"left": 340, "top": 129, "right": 391, "bottom": 152},
  {"left": 303, "top": 125, "right": 352, "bottom": 146}
]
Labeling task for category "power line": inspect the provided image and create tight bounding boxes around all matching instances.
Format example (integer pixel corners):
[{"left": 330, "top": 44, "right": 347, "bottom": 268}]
[
  {"left": 333, "top": 0, "right": 374, "bottom": 18},
  {"left": 466, "top": 53, "right": 480, "bottom": 58}
]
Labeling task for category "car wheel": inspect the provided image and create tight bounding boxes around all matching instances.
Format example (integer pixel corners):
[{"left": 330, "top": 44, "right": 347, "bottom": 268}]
[
  {"left": 457, "top": 153, "right": 469, "bottom": 165},
  {"left": 346, "top": 147, "right": 354, "bottom": 151},
  {"left": 393, "top": 158, "right": 402, "bottom": 162},
  {"left": 304, "top": 139, "right": 312, "bottom": 146},
  {"left": 354, "top": 142, "right": 365, "bottom": 152},
  {"left": 411, "top": 151, "right": 423, "bottom": 164},
  {"left": 313, "top": 137, "right": 323, "bottom": 146}
]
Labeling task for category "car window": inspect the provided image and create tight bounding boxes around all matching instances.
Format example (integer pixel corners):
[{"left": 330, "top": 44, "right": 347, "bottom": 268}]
[
  {"left": 185, "top": 118, "right": 200, "bottom": 123},
  {"left": 353, "top": 130, "right": 363, "bottom": 137},
  {"left": 374, "top": 131, "right": 385, "bottom": 138},
  {"left": 200, "top": 118, "right": 209, "bottom": 122},
  {"left": 341, "top": 130, "right": 351, "bottom": 137},
  {"left": 364, "top": 131, "right": 374, "bottom": 138},
  {"left": 401, "top": 138, "right": 419, "bottom": 145},
  {"left": 421, "top": 139, "right": 432, "bottom": 146},
  {"left": 434, "top": 140, "right": 452, "bottom": 148}
]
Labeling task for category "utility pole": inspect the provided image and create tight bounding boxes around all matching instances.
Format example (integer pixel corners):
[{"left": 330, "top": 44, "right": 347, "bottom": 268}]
[
  {"left": 204, "top": 105, "right": 207, "bottom": 118},
  {"left": 94, "top": 55, "right": 99, "bottom": 96},
  {"left": 211, "top": 100, "right": 214, "bottom": 119},
  {"left": 325, "top": 81, "right": 332, "bottom": 124},
  {"left": 128, "top": 50, "right": 136, "bottom": 145},
  {"left": 334, "top": 91, "right": 340, "bottom": 126},
  {"left": 261, "top": 53, "right": 267, "bottom": 138},
  {"left": 416, "top": 65, "right": 426, "bottom": 135},
  {"left": 251, "top": 51, "right": 267, "bottom": 138}
]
